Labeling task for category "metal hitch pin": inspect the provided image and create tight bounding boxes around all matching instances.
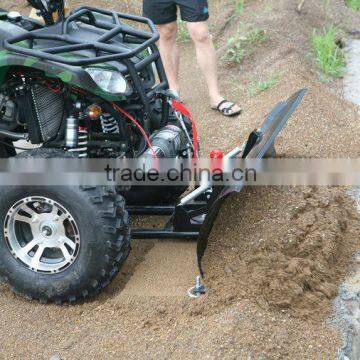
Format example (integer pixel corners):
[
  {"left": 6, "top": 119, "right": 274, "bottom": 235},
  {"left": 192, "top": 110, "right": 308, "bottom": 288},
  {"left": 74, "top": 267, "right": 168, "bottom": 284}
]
[{"left": 187, "top": 275, "right": 208, "bottom": 298}]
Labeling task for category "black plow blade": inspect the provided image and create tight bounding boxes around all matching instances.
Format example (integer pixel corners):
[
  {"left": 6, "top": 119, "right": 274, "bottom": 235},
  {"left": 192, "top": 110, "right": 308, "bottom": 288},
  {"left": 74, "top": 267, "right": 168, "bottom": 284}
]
[{"left": 197, "top": 89, "right": 308, "bottom": 275}]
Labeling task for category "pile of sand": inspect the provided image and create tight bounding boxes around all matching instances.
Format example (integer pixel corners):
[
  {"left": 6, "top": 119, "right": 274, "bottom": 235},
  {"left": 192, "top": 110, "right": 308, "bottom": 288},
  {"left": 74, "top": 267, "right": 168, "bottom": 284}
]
[{"left": 203, "top": 186, "right": 360, "bottom": 319}]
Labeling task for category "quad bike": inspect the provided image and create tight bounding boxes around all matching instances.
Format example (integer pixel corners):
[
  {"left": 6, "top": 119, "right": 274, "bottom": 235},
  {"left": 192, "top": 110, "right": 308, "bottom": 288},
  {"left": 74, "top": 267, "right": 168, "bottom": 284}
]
[{"left": 0, "top": 0, "right": 307, "bottom": 303}]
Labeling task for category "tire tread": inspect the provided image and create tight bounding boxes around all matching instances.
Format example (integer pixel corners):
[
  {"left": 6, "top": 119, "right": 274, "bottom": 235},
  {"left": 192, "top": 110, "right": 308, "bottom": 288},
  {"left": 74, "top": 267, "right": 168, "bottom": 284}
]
[{"left": 1, "top": 186, "right": 130, "bottom": 304}]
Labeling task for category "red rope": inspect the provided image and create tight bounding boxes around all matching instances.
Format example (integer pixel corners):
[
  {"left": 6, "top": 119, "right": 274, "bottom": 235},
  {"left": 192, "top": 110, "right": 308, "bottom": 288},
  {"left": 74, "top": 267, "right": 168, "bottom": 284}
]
[
  {"left": 191, "top": 119, "right": 199, "bottom": 158},
  {"left": 112, "top": 103, "right": 157, "bottom": 158},
  {"left": 171, "top": 100, "right": 199, "bottom": 158}
]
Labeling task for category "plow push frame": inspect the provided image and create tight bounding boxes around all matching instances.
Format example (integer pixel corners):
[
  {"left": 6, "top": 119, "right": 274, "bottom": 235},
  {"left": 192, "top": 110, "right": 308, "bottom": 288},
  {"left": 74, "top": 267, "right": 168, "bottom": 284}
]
[{"left": 129, "top": 89, "right": 308, "bottom": 266}]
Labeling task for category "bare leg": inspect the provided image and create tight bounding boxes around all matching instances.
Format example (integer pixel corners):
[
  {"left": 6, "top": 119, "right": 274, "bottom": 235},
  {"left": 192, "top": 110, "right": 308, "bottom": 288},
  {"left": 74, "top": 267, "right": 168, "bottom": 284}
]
[
  {"left": 156, "top": 21, "right": 180, "bottom": 94},
  {"left": 186, "top": 21, "right": 241, "bottom": 113}
]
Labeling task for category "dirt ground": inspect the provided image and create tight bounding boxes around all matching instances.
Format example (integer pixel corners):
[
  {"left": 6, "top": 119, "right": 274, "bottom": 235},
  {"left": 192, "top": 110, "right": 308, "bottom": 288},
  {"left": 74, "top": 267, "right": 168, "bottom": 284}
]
[
  {"left": 0, "top": 0, "right": 360, "bottom": 359},
  {"left": 203, "top": 187, "right": 360, "bottom": 320}
]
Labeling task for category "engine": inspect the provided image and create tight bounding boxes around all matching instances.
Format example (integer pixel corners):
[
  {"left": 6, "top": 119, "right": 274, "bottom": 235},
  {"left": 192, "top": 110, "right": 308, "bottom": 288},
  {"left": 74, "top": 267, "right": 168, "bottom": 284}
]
[{"left": 0, "top": 94, "right": 17, "bottom": 131}]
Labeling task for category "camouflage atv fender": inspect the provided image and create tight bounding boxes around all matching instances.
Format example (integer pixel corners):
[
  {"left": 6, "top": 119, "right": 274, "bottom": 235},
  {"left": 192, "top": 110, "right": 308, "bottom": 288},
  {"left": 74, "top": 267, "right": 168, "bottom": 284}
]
[
  {"left": 0, "top": 44, "right": 126, "bottom": 101},
  {"left": 197, "top": 89, "right": 308, "bottom": 275}
]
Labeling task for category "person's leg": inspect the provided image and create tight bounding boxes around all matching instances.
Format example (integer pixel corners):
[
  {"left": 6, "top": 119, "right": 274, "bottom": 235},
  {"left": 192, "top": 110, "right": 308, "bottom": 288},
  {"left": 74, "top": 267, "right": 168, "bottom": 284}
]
[
  {"left": 142, "top": 0, "right": 180, "bottom": 93},
  {"left": 185, "top": 21, "right": 222, "bottom": 106},
  {"left": 177, "top": 0, "right": 241, "bottom": 115},
  {"left": 186, "top": 21, "right": 241, "bottom": 114},
  {"left": 156, "top": 21, "right": 180, "bottom": 94}
]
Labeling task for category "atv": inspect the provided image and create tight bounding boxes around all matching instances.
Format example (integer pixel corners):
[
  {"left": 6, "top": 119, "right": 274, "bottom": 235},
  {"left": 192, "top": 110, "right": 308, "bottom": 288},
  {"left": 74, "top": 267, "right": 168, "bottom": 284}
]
[{"left": 0, "top": 0, "right": 307, "bottom": 303}]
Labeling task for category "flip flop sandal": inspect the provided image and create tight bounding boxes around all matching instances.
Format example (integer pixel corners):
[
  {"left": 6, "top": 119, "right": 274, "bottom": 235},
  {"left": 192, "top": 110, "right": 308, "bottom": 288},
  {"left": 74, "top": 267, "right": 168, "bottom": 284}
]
[{"left": 212, "top": 100, "right": 242, "bottom": 117}]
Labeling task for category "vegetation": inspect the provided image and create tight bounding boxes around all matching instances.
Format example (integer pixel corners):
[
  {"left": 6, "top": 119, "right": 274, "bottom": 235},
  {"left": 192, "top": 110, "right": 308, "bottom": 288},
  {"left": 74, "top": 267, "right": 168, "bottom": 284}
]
[
  {"left": 177, "top": 20, "right": 190, "bottom": 43},
  {"left": 345, "top": 0, "right": 360, "bottom": 10},
  {"left": 224, "top": 28, "right": 268, "bottom": 64},
  {"left": 234, "top": 0, "right": 245, "bottom": 15},
  {"left": 248, "top": 74, "right": 281, "bottom": 96},
  {"left": 224, "top": 35, "right": 245, "bottom": 64},
  {"left": 311, "top": 26, "right": 346, "bottom": 78}
]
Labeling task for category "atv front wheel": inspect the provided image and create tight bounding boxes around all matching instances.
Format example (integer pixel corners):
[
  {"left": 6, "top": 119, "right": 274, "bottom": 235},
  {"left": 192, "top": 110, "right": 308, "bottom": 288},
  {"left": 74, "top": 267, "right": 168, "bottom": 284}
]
[{"left": 0, "top": 186, "right": 130, "bottom": 303}]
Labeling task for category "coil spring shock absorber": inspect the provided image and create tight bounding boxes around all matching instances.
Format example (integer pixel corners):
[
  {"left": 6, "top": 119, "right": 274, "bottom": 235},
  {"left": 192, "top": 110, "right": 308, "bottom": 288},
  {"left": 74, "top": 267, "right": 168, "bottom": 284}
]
[
  {"left": 68, "top": 128, "right": 88, "bottom": 158},
  {"left": 65, "top": 115, "right": 88, "bottom": 157},
  {"left": 100, "top": 113, "right": 119, "bottom": 134}
]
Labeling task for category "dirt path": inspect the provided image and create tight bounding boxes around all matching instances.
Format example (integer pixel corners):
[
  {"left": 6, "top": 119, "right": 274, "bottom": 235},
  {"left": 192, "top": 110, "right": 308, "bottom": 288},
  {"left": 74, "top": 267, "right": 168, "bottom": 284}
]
[
  {"left": 121, "top": 241, "right": 197, "bottom": 297},
  {"left": 0, "top": 0, "right": 360, "bottom": 359}
]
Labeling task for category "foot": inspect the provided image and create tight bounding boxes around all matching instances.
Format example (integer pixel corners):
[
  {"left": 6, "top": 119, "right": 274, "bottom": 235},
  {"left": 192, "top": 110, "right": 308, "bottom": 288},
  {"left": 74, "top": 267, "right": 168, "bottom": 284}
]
[{"left": 211, "top": 98, "right": 242, "bottom": 117}]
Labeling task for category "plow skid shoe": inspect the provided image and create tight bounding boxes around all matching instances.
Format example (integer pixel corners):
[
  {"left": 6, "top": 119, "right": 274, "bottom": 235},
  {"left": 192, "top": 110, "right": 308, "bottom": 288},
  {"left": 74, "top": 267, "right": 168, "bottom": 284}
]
[{"left": 197, "top": 89, "right": 307, "bottom": 274}]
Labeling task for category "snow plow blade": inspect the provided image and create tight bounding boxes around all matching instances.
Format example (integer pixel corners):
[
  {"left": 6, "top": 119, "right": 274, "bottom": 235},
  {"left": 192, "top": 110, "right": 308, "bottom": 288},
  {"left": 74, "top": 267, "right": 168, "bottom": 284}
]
[{"left": 196, "top": 89, "right": 308, "bottom": 275}]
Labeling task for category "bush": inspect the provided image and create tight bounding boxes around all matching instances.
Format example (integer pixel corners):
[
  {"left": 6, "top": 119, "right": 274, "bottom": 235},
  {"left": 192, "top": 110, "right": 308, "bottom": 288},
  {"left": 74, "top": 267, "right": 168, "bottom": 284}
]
[
  {"left": 224, "top": 28, "right": 268, "bottom": 64},
  {"left": 345, "top": 0, "right": 360, "bottom": 11},
  {"left": 311, "top": 26, "right": 346, "bottom": 78}
]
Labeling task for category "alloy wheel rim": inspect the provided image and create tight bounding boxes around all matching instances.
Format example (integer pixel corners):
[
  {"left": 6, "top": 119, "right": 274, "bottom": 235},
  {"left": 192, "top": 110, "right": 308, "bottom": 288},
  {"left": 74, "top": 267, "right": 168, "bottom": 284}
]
[{"left": 4, "top": 196, "right": 80, "bottom": 273}]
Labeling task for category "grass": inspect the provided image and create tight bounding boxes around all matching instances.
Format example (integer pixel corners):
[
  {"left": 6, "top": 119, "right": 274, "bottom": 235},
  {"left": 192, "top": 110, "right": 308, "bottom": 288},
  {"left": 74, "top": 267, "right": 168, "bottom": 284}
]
[
  {"left": 323, "top": 0, "right": 332, "bottom": 20},
  {"left": 234, "top": 0, "right": 245, "bottom": 14},
  {"left": 226, "top": 0, "right": 245, "bottom": 24},
  {"left": 346, "top": 0, "right": 360, "bottom": 10},
  {"left": 311, "top": 26, "right": 346, "bottom": 78},
  {"left": 177, "top": 20, "right": 190, "bottom": 43},
  {"left": 248, "top": 74, "right": 282, "bottom": 96},
  {"left": 223, "top": 28, "right": 268, "bottom": 64},
  {"left": 245, "top": 29, "right": 268, "bottom": 46}
]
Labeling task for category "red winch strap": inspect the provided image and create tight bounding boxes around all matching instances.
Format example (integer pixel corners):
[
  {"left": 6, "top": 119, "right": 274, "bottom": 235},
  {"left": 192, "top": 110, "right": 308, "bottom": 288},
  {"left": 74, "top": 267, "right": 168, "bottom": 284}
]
[
  {"left": 112, "top": 103, "right": 158, "bottom": 158},
  {"left": 171, "top": 100, "right": 199, "bottom": 158}
]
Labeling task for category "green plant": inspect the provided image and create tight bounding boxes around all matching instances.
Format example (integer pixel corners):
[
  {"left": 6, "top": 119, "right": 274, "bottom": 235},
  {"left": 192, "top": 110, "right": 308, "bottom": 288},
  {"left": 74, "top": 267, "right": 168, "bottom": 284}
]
[
  {"left": 244, "top": 29, "right": 268, "bottom": 46},
  {"left": 224, "top": 36, "right": 245, "bottom": 63},
  {"left": 223, "top": 28, "right": 268, "bottom": 64},
  {"left": 235, "top": 0, "right": 245, "bottom": 14},
  {"left": 248, "top": 74, "right": 281, "bottom": 96},
  {"left": 177, "top": 20, "right": 190, "bottom": 43},
  {"left": 346, "top": 0, "right": 360, "bottom": 10},
  {"left": 311, "top": 26, "right": 346, "bottom": 78},
  {"left": 323, "top": 0, "right": 332, "bottom": 20}
]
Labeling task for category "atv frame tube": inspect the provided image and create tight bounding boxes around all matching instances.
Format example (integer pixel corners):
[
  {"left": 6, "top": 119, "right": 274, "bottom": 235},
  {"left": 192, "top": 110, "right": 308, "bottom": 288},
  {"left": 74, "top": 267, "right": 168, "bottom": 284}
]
[{"left": 4, "top": 7, "right": 160, "bottom": 66}]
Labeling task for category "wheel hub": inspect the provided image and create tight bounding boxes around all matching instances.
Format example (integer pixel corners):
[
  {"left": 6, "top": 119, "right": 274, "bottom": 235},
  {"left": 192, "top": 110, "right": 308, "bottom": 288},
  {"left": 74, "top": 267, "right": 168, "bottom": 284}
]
[
  {"left": 41, "top": 225, "right": 53, "bottom": 237},
  {"left": 4, "top": 196, "right": 80, "bottom": 274},
  {"left": 39, "top": 220, "right": 60, "bottom": 247}
]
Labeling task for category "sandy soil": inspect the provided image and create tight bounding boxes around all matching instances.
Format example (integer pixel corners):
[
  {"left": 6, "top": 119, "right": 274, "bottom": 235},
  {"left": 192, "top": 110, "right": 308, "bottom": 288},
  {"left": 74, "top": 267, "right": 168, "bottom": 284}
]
[
  {"left": 0, "top": 0, "right": 360, "bottom": 359},
  {"left": 203, "top": 187, "right": 360, "bottom": 320}
]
